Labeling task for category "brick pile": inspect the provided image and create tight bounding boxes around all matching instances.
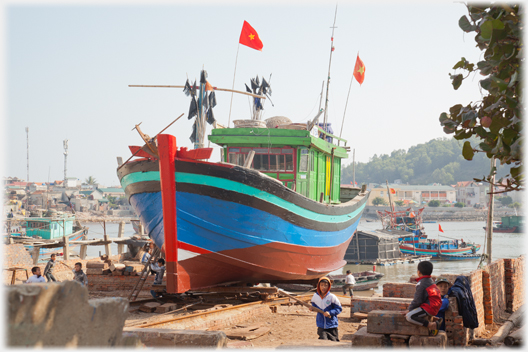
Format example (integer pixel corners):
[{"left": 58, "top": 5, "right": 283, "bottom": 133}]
[
  {"left": 487, "top": 259, "right": 506, "bottom": 320},
  {"left": 509, "top": 256, "right": 524, "bottom": 311},
  {"left": 468, "top": 269, "right": 485, "bottom": 336},
  {"left": 382, "top": 282, "right": 415, "bottom": 298},
  {"left": 482, "top": 271, "right": 493, "bottom": 325},
  {"left": 444, "top": 297, "right": 468, "bottom": 346}
]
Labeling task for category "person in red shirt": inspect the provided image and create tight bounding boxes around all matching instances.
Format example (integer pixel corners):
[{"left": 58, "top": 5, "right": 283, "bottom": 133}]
[{"left": 405, "top": 261, "right": 443, "bottom": 335}]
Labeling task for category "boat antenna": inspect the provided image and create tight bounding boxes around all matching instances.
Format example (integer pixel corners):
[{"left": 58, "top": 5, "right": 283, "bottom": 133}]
[{"left": 322, "top": 4, "right": 338, "bottom": 139}]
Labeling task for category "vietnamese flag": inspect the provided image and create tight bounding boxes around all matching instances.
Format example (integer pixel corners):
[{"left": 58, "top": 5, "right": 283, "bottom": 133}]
[
  {"left": 353, "top": 54, "right": 365, "bottom": 85},
  {"left": 239, "top": 21, "right": 263, "bottom": 51},
  {"left": 439, "top": 224, "right": 444, "bottom": 233},
  {"left": 390, "top": 188, "right": 396, "bottom": 194}
]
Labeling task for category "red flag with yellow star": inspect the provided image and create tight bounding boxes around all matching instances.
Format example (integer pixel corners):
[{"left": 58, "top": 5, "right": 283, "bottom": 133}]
[
  {"left": 239, "top": 21, "right": 263, "bottom": 51},
  {"left": 353, "top": 55, "right": 365, "bottom": 85}
]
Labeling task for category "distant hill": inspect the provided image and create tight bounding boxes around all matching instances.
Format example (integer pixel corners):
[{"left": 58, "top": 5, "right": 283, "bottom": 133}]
[{"left": 341, "top": 137, "right": 509, "bottom": 186}]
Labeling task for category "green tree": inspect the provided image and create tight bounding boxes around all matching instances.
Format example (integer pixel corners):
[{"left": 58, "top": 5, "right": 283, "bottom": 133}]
[
  {"left": 428, "top": 200, "right": 441, "bottom": 207},
  {"left": 372, "top": 197, "right": 387, "bottom": 206},
  {"left": 454, "top": 202, "right": 465, "bottom": 208},
  {"left": 85, "top": 176, "right": 97, "bottom": 185},
  {"left": 439, "top": 4, "right": 522, "bottom": 193},
  {"left": 497, "top": 196, "right": 513, "bottom": 206},
  {"left": 394, "top": 200, "right": 404, "bottom": 206},
  {"left": 508, "top": 202, "right": 521, "bottom": 209}
]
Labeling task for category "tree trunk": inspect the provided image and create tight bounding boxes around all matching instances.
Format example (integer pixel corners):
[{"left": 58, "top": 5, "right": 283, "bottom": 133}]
[
  {"left": 504, "top": 327, "right": 524, "bottom": 346},
  {"left": 490, "top": 305, "right": 525, "bottom": 346}
]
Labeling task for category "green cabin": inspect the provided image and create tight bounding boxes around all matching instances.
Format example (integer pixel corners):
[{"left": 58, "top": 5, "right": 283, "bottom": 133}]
[
  {"left": 25, "top": 215, "right": 75, "bottom": 240},
  {"left": 500, "top": 215, "right": 523, "bottom": 229},
  {"left": 208, "top": 126, "right": 349, "bottom": 204}
]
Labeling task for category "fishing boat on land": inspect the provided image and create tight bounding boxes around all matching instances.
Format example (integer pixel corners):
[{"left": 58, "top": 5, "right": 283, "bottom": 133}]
[
  {"left": 118, "top": 69, "right": 369, "bottom": 293},
  {"left": 329, "top": 270, "right": 384, "bottom": 291}
]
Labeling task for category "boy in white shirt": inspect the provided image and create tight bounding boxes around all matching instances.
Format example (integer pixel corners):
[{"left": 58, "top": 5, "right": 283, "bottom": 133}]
[{"left": 26, "top": 266, "right": 46, "bottom": 283}]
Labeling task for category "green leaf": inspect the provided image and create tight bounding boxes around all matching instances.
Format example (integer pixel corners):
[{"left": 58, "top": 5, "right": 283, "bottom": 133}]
[
  {"left": 480, "top": 20, "right": 494, "bottom": 40},
  {"left": 439, "top": 112, "right": 449, "bottom": 123},
  {"left": 480, "top": 77, "right": 492, "bottom": 90},
  {"left": 443, "top": 125, "right": 456, "bottom": 134},
  {"left": 477, "top": 60, "right": 494, "bottom": 75},
  {"left": 452, "top": 74, "right": 463, "bottom": 90},
  {"left": 453, "top": 58, "right": 467, "bottom": 70},
  {"left": 459, "top": 16, "right": 475, "bottom": 32},
  {"left": 462, "top": 141, "right": 475, "bottom": 160},
  {"left": 510, "top": 166, "right": 521, "bottom": 179}
]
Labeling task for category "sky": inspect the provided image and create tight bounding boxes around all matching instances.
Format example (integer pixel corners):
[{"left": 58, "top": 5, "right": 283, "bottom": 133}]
[{"left": 3, "top": 1, "right": 486, "bottom": 187}]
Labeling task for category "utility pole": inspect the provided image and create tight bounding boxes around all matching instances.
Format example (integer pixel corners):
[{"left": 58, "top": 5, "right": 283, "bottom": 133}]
[
  {"left": 63, "top": 139, "right": 69, "bottom": 185},
  {"left": 486, "top": 157, "right": 496, "bottom": 265},
  {"left": 26, "top": 127, "right": 29, "bottom": 182}
]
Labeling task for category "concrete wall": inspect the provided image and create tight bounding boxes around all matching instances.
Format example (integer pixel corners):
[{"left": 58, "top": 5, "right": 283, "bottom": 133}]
[{"left": 7, "top": 281, "right": 129, "bottom": 347}]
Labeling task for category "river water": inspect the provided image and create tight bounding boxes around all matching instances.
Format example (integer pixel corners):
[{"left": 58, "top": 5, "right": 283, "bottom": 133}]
[
  {"left": 338, "top": 219, "right": 526, "bottom": 294},
  {"left": 76, "top": 219, "right": 524, "bottom": 294}
]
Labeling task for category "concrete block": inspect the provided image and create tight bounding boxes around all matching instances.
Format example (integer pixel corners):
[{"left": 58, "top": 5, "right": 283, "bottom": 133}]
[
  {"left": 139, "top": 302, "right": 161, "bottom": 312},
  {"left": 408, "top": 331, "right": 447, "bottom": 347},
  {"left": 367, "top": 310, "right": 429, "bottom": 336},
  {"left": 277, "top": 339, "right": 351, "bottom": 348},
  {"left": 351, "top": 327, "right": 390, "bottom": 347},
  {"left": 123, "top": 328, "right": 228, "bottom": 347},
  {"left": 155, "top": 303, "right": 178, "bottom": 313},
  {"left": 7, "top": 281, "right": 128, "bottom": 347}
]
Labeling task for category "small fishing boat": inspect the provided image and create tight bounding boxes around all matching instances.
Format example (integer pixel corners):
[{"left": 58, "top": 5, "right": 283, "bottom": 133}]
[
  {"left": 6, "top": 213, "right": 87, "bottom": 259},
  {"left": 275, "top": 270, "right": 384, "bottom": 292},
  {"left": 484, "top": 216, "right": 523, "bottom": 233},
  {"left": 435, "top": 252, "right": 482, "bottom": 261},
  {"left": 399, "top": 239, "right": 481, "bottom": 258}
]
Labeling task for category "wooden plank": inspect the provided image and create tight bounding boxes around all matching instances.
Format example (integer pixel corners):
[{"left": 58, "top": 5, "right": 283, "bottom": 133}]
[
  {"left": 79, "top": 245, "right": 87, "bottom": 260},
  {"left": 63, "top": 235, "right": 70, "bottom": 261},
  {"left": 225, "top": 326, "right": 271, "bottom": 341}
]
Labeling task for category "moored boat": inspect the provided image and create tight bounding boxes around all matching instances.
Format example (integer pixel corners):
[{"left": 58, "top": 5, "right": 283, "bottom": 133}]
[
  {"left": 400, "top": 239, "right": 481, "bottom": 258},
  {"left": 435, "top": 252, "right": 482, "bottom": 261}
]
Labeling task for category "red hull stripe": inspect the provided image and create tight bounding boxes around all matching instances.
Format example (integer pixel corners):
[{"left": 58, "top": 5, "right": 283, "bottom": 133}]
[{"left": 178, "top": 241, "right": 211, "bottom": 255}]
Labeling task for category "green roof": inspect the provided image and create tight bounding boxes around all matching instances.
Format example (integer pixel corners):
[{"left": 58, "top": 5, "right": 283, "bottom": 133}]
[{"left": 98, "top": 199, "right": 109, "bottom": 203}]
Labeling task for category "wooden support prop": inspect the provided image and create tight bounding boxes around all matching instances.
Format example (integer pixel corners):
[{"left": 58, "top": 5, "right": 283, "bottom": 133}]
[
  {"left": 243, "top": 150, "right": 255, "bottom": 168},
  {"left": 79, "top": 245, "right": 87, "bottom": 260},
  {"left": 277, "top": 289, "right": 325, "bottom": 314},
  {"left": 504, "top": 326, "right": 524, "bottom": 346},
  {"left": 117, "top": 221, "right": 125, "bottom": 255},
  {"left": 158, "top": 134, "right": 190, "bottom": 293},
  {"left": 32, "top": 247, "right": 40, "bottom": 265},
  {"left": 103, "top": 221, "right": 112, "bottom": 257},
  {"left": 490, "top": 304, "right": 525, "bottom": 346},
  {"left": 63, "top": 235, "right": 70, "bottom": 261}
]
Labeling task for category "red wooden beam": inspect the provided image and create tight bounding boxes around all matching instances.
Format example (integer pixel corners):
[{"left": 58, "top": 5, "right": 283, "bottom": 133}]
[{"left": 157, "top": 134, "right": 190, "bottom": 293}]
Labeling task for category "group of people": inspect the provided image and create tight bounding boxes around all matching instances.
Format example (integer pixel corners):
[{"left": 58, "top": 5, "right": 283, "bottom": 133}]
[
  {"left": 25, "top": 253, "right": 88, "bottom": 286},
  {"left": 309, "top": 260, "right": 477, "bottom": 341}
]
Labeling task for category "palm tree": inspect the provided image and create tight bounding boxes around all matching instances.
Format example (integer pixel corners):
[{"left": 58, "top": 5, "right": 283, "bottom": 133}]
[{"left": 85, "top": 176, "right": 97, "bottom": 185}]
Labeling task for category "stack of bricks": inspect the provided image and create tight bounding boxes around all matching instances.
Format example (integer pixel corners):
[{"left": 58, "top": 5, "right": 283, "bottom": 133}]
[
  {"left": 487, "top": 259, "right": 506, "bottom": 320},
  {"left": 510, "top": 256, "right": 524, "bottom": 311},
  {"left": 482, "top": 271, "right": 493, "bottom": 326},
  {"left": 382, "top": 283, "right": 416, "bottom": 298},
  {"left": 444, "top": 296, "right": 468, "bottom": 346},
  {"left": 87, "top": 273, "right": 165, "bottom": 293},
  {"left": 468, "top": 269, "right": 485, "bottom": 336}
]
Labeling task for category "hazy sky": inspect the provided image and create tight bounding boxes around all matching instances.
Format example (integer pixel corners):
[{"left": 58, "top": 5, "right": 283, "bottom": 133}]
[{"left": 3, "top": 1, "right": 484, "bottom": 186}]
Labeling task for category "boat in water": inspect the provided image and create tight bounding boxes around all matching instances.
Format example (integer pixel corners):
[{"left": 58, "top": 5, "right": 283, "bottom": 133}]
[
  {"left": 483, "top": 215, "right": 523, "bottom": 233},
  {"left": 377, "top": 207, "right": 428, "bottom": 243},
  {"left": 435, "top": 252, "right": 482, "bottom": 261},
  {"left": 276, "top": 270, "right": 384, "bottom": 292},
  {"left": 118, "top": 69, "right": 370, "bottom": 293},
  {"left": 399, "top": 238, "right": 481, "bottom": 258}
]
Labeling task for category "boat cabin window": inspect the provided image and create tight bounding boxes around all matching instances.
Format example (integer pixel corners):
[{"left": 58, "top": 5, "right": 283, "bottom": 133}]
[
  {"left": 299, "top": 149, "right": 309, "bottom": 172},
  {"left": 228, "top": 147, "right": 294, "bottom": 171}
]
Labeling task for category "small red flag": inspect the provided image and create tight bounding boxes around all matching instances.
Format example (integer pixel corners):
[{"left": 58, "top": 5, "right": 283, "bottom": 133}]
[
  {"left": 239, "top": 21, "right": 263, "bottom": 51},
  {"left": 439, "top": 224, "right": 444, "bottom": 233},
  {"left": 390, "top": 188, "right": 396, "bottom": 194},
  {"left": 409, "top": 212, "right": 415, "bottom": 218},
  {"left": 353, "top": 55, "right": 366, "bottom": 85}
]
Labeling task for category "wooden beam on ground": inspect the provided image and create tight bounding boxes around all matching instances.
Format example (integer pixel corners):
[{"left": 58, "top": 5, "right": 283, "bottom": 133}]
[
  {"left": 490, "top": 305, "right": 525, "bottom": 346},
  {"left": 32, "top": 247, "right": 40, "bottom": 265},
  {"left": 63, "top": 235, "right": 70, "bottom": 260}
]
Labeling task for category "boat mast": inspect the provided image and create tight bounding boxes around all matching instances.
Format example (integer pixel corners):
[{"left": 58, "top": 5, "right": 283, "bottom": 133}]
[{"left": 322, "top": 5, "right": 338, "bottom": 137}]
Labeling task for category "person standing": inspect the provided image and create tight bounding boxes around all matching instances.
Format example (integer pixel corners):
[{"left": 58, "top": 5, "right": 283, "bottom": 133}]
[
  {"left": 26, "top": 266, "right": 46, "bottom": 283},
  {"left": 310, "top": 277, "right": 343, "bottom": 341},
  {"left": 342, "top": 270, "right": 356, "bottom": 296},
  {"left": 43, "top": 253, "right": 57, "bottom": 282}
]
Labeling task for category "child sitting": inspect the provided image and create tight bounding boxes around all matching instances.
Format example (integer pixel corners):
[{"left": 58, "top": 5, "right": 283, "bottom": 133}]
[
  {"left": 405, "top": 261, "right": 443, "bottom": 335},
  {"left": 310, "top": 277, "right": 342, "bottom": 341}
]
